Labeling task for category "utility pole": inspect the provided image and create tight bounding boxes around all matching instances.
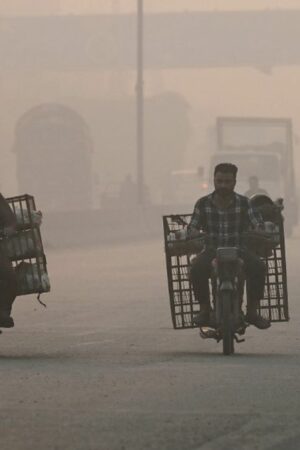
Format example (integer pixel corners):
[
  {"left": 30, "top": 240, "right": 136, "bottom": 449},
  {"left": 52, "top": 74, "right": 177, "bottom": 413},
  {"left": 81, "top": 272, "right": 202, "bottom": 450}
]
[
  {"left": 136, "top": 0, "right": 144, "bottom": 205},
  {"left": 109, "top": 0, "right": 123, "bottom": 97}
]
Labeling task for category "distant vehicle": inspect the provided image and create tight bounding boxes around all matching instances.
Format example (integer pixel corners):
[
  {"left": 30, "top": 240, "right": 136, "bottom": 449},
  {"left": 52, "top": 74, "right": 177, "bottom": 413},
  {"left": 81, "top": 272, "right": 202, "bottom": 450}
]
[{"left": 209, "top": 117, "right": 298, "bottom": 235}]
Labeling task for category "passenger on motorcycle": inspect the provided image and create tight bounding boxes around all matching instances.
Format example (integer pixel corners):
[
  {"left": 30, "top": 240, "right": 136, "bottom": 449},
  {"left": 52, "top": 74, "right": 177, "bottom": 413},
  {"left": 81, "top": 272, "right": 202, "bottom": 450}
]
[
  {"left": 188, "top": 163, "right": 270, "bottom": 330},
  {"left": 0, "top": 193, "right": 17, "bottom": 328}
]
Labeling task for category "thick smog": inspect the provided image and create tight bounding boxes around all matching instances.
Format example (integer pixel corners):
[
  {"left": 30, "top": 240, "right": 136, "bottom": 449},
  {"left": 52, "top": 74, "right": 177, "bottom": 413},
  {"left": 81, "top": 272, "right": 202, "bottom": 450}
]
[{"left": 0, "top": 2, "right": 299, "bottom": 450}]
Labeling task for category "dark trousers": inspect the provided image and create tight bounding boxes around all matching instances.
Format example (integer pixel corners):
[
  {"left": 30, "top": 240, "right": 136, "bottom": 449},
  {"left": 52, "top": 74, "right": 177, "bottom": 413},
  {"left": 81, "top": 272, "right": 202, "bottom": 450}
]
[
  {"left": 190, "top": 248, "right": 266, "bottom": 311},
  {"left": 0, "top": 253, "right": 17, "bottom": 314}
]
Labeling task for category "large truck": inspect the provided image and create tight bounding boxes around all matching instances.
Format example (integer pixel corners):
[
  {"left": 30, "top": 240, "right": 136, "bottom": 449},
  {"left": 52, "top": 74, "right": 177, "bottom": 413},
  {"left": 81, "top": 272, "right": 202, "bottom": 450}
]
[{"left": 210, "top": 116, "right": 298, "bottom": 235}]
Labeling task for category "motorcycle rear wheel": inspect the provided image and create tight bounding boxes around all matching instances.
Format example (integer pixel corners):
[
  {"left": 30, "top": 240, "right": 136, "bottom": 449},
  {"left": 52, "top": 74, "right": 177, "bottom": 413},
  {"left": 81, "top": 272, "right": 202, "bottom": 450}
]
[{"left": 222, "top": 291, "right": 235, "bottom": 355}]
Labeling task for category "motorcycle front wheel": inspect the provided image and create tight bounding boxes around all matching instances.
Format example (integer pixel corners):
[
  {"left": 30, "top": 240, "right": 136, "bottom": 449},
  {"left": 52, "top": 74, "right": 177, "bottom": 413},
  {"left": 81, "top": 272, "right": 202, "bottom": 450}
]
[{"left": 221, "top": 291, "right": 235, "bottom": 355}]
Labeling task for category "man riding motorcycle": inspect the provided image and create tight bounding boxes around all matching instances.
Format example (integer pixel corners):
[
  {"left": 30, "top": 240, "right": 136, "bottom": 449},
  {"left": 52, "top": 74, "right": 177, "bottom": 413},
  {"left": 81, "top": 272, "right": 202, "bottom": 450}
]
[
  {"left": 0, "top": 193, "right": 17, "bottom": 328},
  {"left": 188, "top": 163, "right": 270, "bottom": 330}
]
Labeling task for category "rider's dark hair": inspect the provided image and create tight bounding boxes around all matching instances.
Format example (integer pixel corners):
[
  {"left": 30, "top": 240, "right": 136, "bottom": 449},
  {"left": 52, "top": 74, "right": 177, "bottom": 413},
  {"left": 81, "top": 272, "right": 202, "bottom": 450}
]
[{"left": 214, "top": 163, "right": 238, "bottom": 178}]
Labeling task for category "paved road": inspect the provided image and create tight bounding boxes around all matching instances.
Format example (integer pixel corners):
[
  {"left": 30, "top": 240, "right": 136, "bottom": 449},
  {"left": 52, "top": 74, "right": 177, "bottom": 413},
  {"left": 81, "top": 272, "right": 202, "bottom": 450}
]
[{"left": 0, "top": 236, "right": 299, "bottom": 450}]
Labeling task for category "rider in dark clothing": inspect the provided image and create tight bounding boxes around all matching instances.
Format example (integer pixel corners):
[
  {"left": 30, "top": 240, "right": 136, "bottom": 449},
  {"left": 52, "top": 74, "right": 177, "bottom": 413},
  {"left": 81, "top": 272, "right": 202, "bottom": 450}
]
[
  {"left": 0, "top": 193, "right": 17, "bottom": 328},
  {"left": 188, "top": 163, "right": 270, "bottom": 330}
]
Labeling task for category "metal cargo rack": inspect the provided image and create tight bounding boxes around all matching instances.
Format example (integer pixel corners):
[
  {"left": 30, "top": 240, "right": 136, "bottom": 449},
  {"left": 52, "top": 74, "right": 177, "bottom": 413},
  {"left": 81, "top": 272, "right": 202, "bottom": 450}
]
[
  {"left": 2, "top": 194, "right": 50, "bottom": 296},
  {"left": 163, "top": 214, "right": 289, "bottom": 330},
  {"left": 257, "top": 217, "right": 289, "bottom": 322}
]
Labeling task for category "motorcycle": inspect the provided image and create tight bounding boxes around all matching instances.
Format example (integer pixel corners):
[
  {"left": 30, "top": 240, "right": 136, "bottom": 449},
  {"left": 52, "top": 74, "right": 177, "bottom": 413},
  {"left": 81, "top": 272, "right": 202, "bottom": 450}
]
[
  {"left": 163, "top": 196, "right": 289, "bottom": 355},
  {"left": 198, "top": 231, "right": 274, "bottom": 355}
]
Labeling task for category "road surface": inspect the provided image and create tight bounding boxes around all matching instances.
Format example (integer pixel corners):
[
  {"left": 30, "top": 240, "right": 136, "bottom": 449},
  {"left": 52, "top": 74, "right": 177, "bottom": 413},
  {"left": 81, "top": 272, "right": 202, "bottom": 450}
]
[{"left": 0, "top": 235, "right": 299, "bottom": 449}]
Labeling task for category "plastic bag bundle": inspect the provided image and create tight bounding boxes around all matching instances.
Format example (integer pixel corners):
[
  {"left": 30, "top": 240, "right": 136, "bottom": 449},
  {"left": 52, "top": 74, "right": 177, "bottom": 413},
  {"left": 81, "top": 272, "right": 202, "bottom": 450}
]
[
  {"left": 15, "top": 261, "right": 50, "bottom": 294},
  {"left": 264, "top": 221, "right": 280, "bottom": 246},
  {"left": 14, "top": 208, "right": 43, "bottom": 228},
  {"left": 167, "top": 229, "right": 204, "bottom": 256},
  {"left": 3, "top": 229, "right": 42, "bottom": 260},
  {"left": 4, "top": 194, "right": 51, "bottom": 297}
]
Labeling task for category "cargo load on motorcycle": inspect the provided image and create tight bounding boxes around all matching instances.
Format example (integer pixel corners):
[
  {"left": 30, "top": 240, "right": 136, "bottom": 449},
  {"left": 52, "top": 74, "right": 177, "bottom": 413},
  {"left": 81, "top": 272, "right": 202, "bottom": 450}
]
[{"left": 0, "top": 194, "right": 50, "bottom": 330}]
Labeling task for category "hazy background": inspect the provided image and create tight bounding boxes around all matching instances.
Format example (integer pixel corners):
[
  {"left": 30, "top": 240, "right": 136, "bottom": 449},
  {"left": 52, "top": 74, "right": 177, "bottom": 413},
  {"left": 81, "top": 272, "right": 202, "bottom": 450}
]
[
  {"left": 2, "top": 1, "right": 300, "bottom": 14},
  {"left": 1, "top": 0, "right": 300, "bottom": 213},
  {"left": 1, "top": 6, "right": 299, "bottom": 450}
]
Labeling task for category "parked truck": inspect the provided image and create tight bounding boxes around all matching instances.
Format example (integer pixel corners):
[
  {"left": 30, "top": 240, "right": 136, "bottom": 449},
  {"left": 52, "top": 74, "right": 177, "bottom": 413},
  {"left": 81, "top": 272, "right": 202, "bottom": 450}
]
[{"left": 209, "top": 116, "right": 298, "bottom": 235}]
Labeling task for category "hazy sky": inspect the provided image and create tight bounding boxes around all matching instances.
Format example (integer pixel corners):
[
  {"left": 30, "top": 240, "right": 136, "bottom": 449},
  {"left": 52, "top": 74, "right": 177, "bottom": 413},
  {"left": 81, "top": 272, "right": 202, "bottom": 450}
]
[
  {"left": 2, "top": 0, "right": 300, "bottom": 197},
  {"left": 62, "top": 0, "right": 300, "bottom": 14},
  {"left": 2, "top": 1, "right": 300, "bottom": 15}
]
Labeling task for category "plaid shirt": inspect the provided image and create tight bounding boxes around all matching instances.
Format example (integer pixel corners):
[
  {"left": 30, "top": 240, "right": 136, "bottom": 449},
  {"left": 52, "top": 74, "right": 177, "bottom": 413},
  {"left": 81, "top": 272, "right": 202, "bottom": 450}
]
[{"left": 187, "top": 192, "right": 264, "bottom": 248}]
